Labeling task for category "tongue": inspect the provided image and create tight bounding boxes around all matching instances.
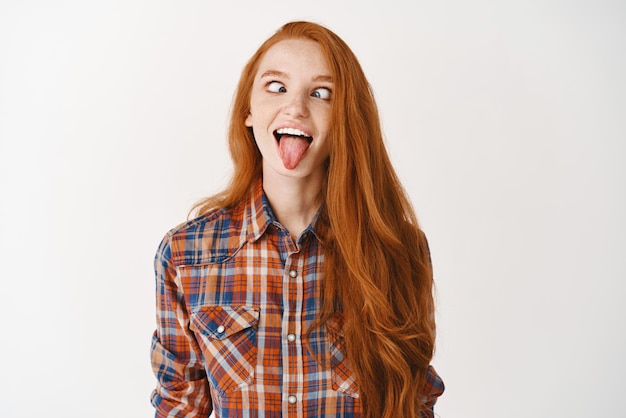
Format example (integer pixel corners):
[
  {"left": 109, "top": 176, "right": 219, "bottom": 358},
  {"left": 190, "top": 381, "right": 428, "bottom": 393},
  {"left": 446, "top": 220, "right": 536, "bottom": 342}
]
[{"left": 278, "top": 136, "right": 310, "bottom": 170}]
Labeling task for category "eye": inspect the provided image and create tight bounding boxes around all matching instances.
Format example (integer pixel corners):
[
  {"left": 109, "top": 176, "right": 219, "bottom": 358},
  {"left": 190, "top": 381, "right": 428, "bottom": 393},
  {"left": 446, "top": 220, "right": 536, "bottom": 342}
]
[
  {"left": 267, "top": 81, "right": 286, "bottom": 93},
  {"left": 311, "top": 87, "right": 332, "bottom": 100}
]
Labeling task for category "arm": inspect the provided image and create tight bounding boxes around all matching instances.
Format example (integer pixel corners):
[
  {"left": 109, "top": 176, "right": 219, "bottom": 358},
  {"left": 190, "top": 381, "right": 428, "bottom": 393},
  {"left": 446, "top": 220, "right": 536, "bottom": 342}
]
[
  {"left": 420, "top": 365, "right": 445, "bottom": 417},
  {"left": 150, "top": 234, "right": 212, "bottom": 417},
  {"left": 419, "top": 232, "right": 444, "bottom": 416}
]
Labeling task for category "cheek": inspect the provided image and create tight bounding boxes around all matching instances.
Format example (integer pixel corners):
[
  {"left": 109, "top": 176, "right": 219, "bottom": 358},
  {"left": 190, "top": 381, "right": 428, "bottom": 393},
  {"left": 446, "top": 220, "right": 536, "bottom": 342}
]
[
  {"left": 247, "top": 99, "right": 272, "bottom": 127},
  {"left": 319, "top": 107, "right": 332, "bottom": 129},
  {"left": 251, "top": 126, "right": 274, "bottom": 150}
]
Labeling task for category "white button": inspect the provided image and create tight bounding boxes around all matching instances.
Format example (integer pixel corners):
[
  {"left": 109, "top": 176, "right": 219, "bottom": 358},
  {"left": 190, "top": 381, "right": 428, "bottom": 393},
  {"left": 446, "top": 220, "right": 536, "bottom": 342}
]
[
  {"left": 287, "top": 395, "right": 297, "bottom": 404},
  {"left": 287, "top": 334, "right": 296, "bottom": 342},
  {"left": 288, "top": 270, "right": 298, "bottom": 278},
  {"left": 216, "top": 325, "right": 225, "bottom": 333}
]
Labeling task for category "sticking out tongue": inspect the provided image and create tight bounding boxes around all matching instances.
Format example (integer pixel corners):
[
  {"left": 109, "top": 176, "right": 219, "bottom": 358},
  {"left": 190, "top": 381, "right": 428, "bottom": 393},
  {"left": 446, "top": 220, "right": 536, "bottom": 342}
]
[{"left": 278, "top": 136, "right": 311, "bottom": 170}]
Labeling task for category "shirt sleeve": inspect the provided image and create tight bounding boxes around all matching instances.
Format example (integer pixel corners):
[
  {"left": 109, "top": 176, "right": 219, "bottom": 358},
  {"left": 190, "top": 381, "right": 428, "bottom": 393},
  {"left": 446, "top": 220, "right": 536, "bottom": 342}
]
[
  {"left": 150, "top": 233, "right": 212, "bottom": 417},
  {"left": 419, "top": 232, "right": 444, "bottom": 416},
  {"left": 420, "top": 365, "right": 445, "bottom": 418}
]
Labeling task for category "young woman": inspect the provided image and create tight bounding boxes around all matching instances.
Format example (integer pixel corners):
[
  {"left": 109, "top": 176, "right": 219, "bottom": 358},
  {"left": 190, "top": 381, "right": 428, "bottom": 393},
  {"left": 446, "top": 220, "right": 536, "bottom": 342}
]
[{"left": 151, "top": 21, "right": 444, "bottom": 418}]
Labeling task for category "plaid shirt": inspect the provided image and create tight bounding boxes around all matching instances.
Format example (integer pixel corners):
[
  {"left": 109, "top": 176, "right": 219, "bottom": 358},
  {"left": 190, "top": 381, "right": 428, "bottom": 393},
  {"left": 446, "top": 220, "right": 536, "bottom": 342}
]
[{"left": 151, "top": 181, "right": 444, "bottom": 417}]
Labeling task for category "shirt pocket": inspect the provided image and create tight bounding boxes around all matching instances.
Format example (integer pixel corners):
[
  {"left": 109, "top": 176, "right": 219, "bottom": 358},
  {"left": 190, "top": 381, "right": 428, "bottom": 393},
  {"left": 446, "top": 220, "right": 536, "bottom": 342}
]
[
  {"left": 190, "top": 305, "right": 260, "bottom": 394},
  {"left": 326, "top": 313, "right": 360, "bottom": 398}
]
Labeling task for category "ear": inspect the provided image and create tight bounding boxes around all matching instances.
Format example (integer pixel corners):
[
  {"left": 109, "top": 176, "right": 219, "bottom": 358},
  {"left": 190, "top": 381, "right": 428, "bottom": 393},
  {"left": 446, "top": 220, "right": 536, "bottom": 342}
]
[{"left": 245, "top": 113, "right": 253, "bottom": 127}]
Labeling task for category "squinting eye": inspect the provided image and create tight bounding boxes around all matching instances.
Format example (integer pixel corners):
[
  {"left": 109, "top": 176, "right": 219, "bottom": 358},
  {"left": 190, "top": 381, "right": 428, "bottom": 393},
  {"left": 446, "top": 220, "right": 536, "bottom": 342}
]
[
  {"left": 312, "top": 87, "right": 331, "bottom": 100},
  {"left": 267, "top": 81, "right": 286, "bottom": 93}
]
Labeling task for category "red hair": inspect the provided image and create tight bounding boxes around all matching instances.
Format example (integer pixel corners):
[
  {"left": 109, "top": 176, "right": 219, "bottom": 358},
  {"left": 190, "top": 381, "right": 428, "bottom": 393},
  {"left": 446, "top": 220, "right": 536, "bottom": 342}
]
[{"left": 193, "top": 21, "right": 436, "bottom": 418}]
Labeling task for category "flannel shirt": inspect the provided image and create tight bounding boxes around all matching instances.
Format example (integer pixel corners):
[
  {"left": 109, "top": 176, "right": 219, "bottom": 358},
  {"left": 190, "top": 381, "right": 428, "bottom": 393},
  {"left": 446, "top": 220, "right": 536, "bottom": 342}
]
[{"left": 151, "top": 180, "right": 444, "bottom": 417}]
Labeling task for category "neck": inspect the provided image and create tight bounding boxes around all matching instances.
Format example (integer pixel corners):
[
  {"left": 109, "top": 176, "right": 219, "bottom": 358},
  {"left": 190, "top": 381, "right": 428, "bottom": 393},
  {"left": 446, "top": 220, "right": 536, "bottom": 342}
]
[{"left": 262, "top": 170, "right": 324, "bottom": 239}]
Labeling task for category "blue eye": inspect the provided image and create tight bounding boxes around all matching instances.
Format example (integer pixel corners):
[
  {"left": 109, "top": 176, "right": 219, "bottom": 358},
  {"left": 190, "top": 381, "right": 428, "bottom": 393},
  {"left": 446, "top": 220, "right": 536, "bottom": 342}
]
[
  {"left": 268, "top": 81, "right": 286, "bottom": 93},
  {"left": 312, "top": 87, "right": 331, "bottom": 100}
]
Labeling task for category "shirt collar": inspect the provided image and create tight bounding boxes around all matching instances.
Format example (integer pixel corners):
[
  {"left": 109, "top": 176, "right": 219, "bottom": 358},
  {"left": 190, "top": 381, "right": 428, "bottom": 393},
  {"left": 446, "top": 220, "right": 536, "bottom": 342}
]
[
  {"left": 245, "top": 179, "right": 273, "bottom": 243},
  {"left": 244, "top": 179, "right": 325, "bottom": 244}
]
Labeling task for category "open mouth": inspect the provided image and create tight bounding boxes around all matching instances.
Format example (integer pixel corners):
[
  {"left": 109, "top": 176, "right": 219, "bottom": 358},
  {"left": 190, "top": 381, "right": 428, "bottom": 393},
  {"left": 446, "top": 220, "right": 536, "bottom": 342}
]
[
  {"left": 273, "top": 127, "right": 313, "bottom": 144},
  {"left": 273, "top": 127, "right": 313, "bottom": 170}
]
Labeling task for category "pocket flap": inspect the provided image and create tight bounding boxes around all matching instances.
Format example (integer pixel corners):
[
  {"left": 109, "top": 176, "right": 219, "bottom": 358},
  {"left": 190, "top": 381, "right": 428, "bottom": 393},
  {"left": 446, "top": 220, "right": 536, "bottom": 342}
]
[{"left": 190, "top": 305, "right": 260, "bottom": 340}]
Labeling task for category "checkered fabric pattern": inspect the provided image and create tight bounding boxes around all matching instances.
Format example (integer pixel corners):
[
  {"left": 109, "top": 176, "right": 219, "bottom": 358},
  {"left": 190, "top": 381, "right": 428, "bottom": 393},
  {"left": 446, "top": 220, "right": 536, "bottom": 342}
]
[{"left": 150, "top": 181, "right": 444, "bottom": 417}]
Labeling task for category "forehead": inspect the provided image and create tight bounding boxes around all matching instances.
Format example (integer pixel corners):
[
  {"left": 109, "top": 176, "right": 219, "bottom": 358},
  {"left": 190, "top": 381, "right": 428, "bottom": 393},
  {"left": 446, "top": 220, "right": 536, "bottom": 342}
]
[{"left": 256, "top": 38, "right": 331, "bottom": 76}]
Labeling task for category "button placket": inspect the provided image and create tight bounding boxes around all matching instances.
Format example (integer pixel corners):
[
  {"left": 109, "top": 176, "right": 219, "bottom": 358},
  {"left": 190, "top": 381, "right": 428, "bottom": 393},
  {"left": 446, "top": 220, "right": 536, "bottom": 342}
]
[{"left": 283, "top": 253, "right": 304, "bottom": 413}]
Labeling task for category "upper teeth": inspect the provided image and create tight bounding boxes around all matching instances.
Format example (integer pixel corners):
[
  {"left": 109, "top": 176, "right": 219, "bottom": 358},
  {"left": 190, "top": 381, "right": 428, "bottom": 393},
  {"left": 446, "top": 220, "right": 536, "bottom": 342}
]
[{"left": 276, "top": 127, "right": 309, "bottom": 137}]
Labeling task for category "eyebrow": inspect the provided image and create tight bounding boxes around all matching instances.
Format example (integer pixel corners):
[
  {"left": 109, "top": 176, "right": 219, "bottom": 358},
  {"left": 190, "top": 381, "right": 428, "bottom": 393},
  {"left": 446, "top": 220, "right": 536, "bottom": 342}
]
[{"left": 260, "top": 70, "right": 333, "bottom": 83}]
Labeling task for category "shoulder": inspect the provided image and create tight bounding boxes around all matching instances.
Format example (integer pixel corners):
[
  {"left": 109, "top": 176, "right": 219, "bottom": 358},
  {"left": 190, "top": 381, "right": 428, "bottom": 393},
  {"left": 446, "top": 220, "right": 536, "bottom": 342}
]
[{"left": 157, "top": 204, "right": 247, "bottom": 267}]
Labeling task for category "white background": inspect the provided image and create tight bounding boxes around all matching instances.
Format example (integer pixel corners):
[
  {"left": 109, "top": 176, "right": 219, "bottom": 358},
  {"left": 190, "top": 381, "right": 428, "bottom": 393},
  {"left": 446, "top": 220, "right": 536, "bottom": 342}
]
[{"left": 1, "top": 1, "right": 624, "bottom": 417}]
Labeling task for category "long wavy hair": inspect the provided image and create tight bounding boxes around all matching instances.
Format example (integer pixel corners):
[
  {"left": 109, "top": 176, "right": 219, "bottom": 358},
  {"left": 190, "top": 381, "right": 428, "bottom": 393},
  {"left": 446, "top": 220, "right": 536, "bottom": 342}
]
[{"left": 192, "top": 21, "right": 436, "bottom": 418}]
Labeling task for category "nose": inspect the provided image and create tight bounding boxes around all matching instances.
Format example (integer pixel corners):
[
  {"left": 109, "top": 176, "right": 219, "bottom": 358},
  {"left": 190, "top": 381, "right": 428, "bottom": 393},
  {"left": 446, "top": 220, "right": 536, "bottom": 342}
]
[{"left": 283, "top": 93, "right": 309, "bottom": 119}]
